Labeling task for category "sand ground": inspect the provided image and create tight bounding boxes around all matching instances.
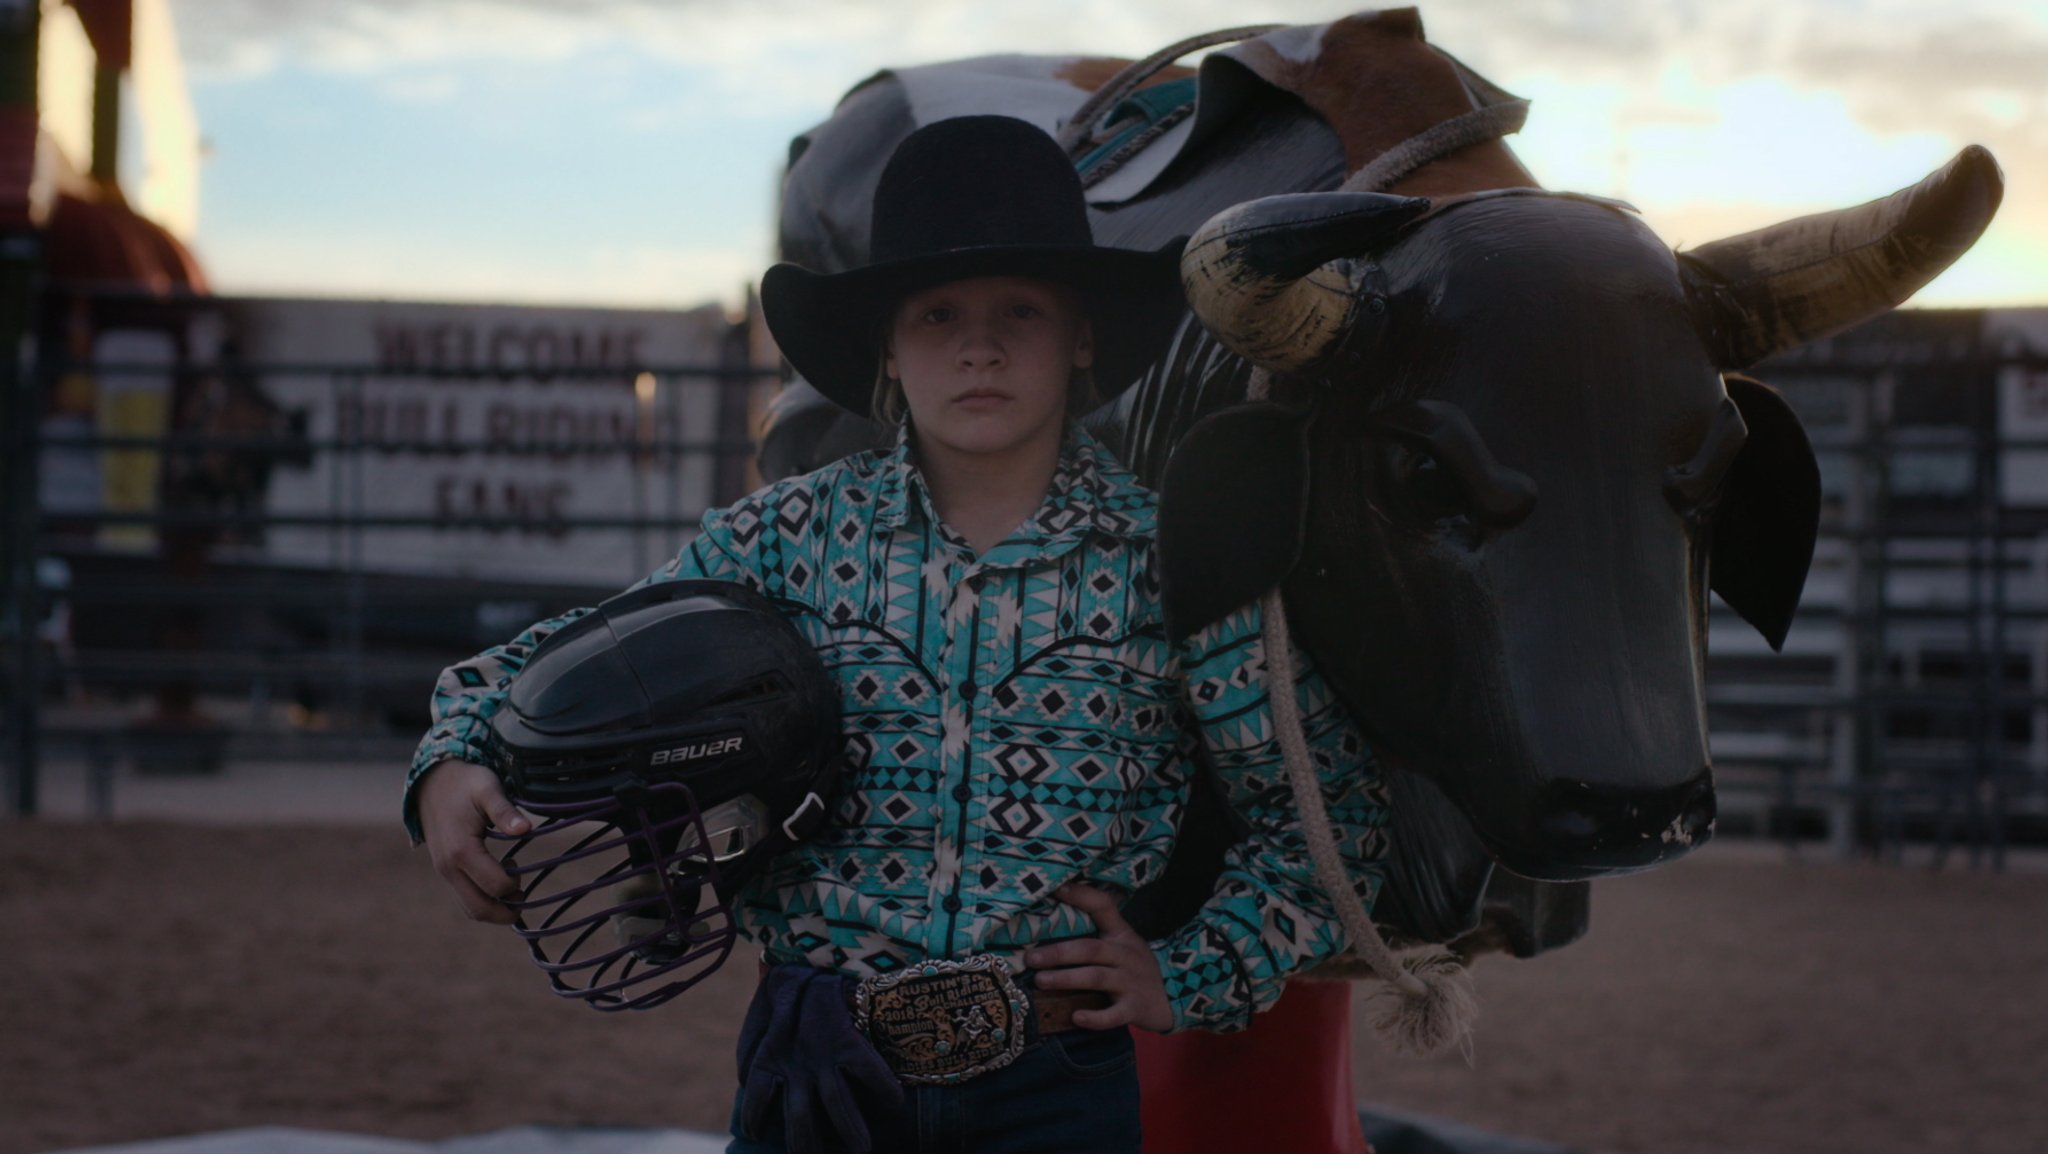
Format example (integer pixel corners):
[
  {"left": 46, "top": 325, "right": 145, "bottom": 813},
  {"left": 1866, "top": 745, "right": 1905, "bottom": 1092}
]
[{"left": 3, "top": 815, "right": 2044, "bottom": 1154}]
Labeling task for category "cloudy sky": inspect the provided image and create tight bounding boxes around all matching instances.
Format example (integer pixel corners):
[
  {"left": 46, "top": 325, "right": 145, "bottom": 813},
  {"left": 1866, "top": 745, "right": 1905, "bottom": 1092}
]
[{"left": 164, "top": 0, "right": 2047, "bottom": 311}]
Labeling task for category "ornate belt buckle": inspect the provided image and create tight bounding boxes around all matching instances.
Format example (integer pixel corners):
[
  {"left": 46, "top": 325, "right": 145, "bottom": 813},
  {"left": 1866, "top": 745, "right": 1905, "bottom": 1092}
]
[{"left": 849, "top": 953, "right": 1029, "bottom": 1085}]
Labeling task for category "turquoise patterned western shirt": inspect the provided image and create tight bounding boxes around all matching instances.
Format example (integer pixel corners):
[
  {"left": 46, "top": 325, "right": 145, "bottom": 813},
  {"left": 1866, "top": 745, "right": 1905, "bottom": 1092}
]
[{"left": 406, "top": 424, "right": 1391, "bottom": 1033}]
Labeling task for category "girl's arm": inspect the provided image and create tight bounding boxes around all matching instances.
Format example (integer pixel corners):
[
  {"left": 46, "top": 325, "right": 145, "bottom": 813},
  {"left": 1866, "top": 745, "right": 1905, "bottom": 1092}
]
[
  {"left": 1147, "top": 599, "right": 1393, "bottom": 1034},
  {"left": 401, "top": 520, "right": 754, "bottom": 844}
]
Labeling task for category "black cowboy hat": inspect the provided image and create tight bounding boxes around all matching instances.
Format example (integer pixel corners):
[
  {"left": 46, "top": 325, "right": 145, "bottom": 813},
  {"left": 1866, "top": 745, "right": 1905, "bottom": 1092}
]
[{"left": 760, "top": 115, "right": 1187, "bottom": 415}]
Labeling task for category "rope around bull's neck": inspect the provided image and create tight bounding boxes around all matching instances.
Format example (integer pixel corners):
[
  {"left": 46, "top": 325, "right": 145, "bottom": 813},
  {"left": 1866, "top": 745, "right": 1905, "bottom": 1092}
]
[
  {"left": 1245, "top": 367, "right": 1477, "bottom": 1060},
  {"left": 1337, "top": 100, "right": 1530, "bottom": 195},
  {"left": 1067, "top": 18, "right": 1499, "bottom": 1056}
]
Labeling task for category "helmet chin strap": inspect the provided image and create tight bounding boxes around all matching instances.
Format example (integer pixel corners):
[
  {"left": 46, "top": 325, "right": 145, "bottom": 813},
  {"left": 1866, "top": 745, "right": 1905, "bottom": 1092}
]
[
  {"left": 779, "top": 748, "right": 845, "bottom": 843},
  {"left": 1244, "top": 367, "right": 1478, "bottom": 1061},
  {"left": 782, "top": 792, "right": 827, "bottom": 842}
]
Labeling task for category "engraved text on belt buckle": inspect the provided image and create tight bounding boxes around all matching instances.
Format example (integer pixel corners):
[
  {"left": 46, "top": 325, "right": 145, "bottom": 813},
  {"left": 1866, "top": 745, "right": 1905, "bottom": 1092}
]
[{"left": 849, "top": 954, "right": 1028, "bottom": 1085}]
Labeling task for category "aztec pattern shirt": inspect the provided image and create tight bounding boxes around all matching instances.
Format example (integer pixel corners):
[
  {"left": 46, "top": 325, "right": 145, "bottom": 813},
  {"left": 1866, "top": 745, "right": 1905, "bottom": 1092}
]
[{"left": 406, "top": 424, "right": 1391, "bottom": 1033}]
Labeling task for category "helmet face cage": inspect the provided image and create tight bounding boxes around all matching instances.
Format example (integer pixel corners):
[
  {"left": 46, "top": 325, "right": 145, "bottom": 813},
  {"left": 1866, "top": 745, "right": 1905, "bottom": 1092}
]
[
  {"left": 478, "top": 578, "right": 842, "bottom": 1012},
  {"left": 485, "top": 781, "right": 741, "bottom": 1012}
]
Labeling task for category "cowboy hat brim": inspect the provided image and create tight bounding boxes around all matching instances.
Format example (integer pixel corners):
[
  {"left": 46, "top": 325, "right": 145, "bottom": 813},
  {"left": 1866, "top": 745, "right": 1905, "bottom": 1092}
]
[{"left": 761, "top": 238, "right": 1189, "bottom": 416}]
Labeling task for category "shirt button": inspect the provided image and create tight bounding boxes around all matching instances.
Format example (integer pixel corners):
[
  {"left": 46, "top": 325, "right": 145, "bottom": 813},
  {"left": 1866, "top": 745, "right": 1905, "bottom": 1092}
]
[
  {"left": 959, "top": 677, "right": 977, "bottom": 699},
  {"left": 943, "top": 895, "right": 962, "bottom": 913},
  {"left": 952, "top": 783, "right": 972, "bottom": 802}
]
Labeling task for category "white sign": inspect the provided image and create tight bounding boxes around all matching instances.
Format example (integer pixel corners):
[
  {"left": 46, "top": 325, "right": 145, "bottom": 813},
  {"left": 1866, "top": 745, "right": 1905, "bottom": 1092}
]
[{"left": 217, "top": 297, "right": 736, "bottom": 586}]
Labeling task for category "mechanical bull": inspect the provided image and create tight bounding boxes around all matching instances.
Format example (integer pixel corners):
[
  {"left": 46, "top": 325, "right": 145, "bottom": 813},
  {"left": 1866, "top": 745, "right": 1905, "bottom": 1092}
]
[{"left": 758, "top": 11, "right": 2002, "bottom": 1153}]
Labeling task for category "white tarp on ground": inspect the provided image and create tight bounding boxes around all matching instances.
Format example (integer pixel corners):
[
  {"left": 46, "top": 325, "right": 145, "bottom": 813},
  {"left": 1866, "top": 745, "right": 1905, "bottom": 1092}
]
[
  {"left": 53, "top": 1126, "right": 727, "bottom": 1154},
  {"left": 53, "top": 1111, "right": 1584, "bottom": 1154}
]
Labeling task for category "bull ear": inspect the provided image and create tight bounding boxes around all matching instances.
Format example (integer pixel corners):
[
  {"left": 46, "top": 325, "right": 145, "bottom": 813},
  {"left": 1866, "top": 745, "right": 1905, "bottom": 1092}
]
[
  {"left": 1679, "top": 145, "right": 2002, "bottom": 370},
  {"left": 1158, "top": 401, "right": 1311, "bottom": 642},
  {"left": 1710, "top": 374, "right": 1820, "bottom": 651}
]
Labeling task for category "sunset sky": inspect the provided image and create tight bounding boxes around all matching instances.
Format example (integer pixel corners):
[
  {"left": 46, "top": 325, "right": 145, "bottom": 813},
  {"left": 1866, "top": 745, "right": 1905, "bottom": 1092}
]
[{"left": 163, "top": 0, "right": 2046, "bottom": 311}]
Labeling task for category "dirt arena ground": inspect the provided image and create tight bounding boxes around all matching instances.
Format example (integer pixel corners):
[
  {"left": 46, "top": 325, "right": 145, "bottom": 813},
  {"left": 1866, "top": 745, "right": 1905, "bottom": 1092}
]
[{"left": 3, "top": 821, "right": 2044, "bottom": 1154}]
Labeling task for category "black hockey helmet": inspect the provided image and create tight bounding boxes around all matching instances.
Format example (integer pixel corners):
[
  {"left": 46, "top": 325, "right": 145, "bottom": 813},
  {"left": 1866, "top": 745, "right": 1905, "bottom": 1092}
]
[{"left": 480, "top": 578, "right": 841, "bottom": 1011}]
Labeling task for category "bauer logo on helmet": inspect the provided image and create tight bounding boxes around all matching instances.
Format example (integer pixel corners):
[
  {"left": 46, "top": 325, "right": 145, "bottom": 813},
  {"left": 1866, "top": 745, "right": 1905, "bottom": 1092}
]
[{"left": 651, "top": 735, "right": 745, "bottom": 766}]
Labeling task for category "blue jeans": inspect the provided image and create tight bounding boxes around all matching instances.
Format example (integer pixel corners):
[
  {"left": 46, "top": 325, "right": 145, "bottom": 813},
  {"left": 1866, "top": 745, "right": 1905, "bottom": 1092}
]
[{"left": 726, "top": 1025, "right": 1141, "bottom": 1154}]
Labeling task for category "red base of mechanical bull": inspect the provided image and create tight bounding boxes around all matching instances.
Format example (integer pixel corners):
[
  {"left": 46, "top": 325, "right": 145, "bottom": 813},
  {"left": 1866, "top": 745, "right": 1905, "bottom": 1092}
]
[{"left": 1135, "top": 979, "right": 1369, "bottom": 1154}]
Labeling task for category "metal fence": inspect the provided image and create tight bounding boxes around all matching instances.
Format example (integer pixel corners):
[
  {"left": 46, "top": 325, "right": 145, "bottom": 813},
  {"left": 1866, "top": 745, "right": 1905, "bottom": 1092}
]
[
  {"left": 6, "top": 298, "right": 2048, "bottom": 867},
  {"left": 1705, "top": 312, "right": 2048, "bottom": 868},
  {"left": 2, "top": 313, "right": 777, "bottom": 817}
]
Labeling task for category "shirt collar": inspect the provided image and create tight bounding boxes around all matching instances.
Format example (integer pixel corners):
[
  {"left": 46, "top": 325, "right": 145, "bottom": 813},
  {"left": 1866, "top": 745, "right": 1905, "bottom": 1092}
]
[{"left": 871, "top": 420, "right": 1157, "bottom": 549}]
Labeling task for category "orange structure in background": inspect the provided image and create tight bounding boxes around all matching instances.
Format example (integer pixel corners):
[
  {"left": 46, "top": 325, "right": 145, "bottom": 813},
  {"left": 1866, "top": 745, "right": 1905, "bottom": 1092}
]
[
  {"left": 4, "top": 0, "right": 214, "bottom": 754},
  {"left": 5, "top": 0, "right": 205, "bottom": 287},
  {"left": 46, "top": 186, "right": 205, "bottom": 290}
]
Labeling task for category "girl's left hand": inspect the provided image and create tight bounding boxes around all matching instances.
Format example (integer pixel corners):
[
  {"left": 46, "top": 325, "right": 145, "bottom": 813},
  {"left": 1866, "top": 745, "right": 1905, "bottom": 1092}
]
[{"left": 1023, "top": 883, "right": 1174, "bottom": 1033}]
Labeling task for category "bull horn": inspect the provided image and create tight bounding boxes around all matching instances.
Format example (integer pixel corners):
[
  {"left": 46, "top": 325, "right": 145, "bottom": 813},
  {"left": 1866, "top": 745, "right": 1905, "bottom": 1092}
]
[
  {"left": 1679, "top": 145, "right": 2004, "bottom": 370},
  {"left": 1181, "top": 192, "right": 1430, "bottom": 372}
]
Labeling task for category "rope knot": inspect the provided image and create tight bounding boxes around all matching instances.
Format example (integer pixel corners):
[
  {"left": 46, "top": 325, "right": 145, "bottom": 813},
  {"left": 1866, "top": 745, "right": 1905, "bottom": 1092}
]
[
  {"left": 1368, "top": 949, "right": 1478, "bottom": 1060},
  {"left": 1256, "top": 577, "right": 1482, "bottom": 1061}
]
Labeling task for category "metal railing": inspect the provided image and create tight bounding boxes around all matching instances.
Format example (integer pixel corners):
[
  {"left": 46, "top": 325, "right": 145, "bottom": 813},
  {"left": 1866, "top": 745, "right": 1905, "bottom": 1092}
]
[
  {"left": 4, "top": 329, "right": 777, "bottom": 817},
  {"left": 8, "top": 297, "right": 2048, "bottom": 868},
  {"left": 1703, "top": 316, "right": 2048, "bottom": 867}
]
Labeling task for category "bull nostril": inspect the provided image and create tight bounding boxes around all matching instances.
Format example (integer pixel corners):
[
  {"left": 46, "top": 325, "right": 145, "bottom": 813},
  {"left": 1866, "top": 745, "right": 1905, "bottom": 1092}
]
[
  {"left": 1531, "top": 767, "right": 1716, "bottom": 869},
  {"left": 1474, "top": 475, "right": 1537, "bottom": 530},
  {"left": 1541, "top": 807, "right": 1601, "bottom": 842}
]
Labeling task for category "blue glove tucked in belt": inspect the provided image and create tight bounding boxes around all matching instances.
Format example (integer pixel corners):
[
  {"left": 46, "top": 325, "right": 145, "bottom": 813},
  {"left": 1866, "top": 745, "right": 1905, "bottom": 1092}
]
[{"left": 737, "top": 965, "right": 906, "bottom": 1154}]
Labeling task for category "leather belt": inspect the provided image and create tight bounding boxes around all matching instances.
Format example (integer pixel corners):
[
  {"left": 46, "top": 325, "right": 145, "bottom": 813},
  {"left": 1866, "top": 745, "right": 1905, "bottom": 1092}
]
[
  {"left": 842, "top": 954, "right": 1111, "bottom": 1085},
  {"left": 1032, "top": 986, "right": 1113, "bottom": 1036},
  {"left": 842, "top": 978, "right": 1107, "bottom": 1037}
]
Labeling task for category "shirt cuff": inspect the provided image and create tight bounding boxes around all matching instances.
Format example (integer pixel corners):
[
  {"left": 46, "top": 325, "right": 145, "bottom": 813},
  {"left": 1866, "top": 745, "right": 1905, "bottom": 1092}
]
[
  {"left": 1149, "top": 922, "right": 1254, "bottom": 1035},
  {"left": 403, "top": 714, "right": 494, "bottom": 845}
]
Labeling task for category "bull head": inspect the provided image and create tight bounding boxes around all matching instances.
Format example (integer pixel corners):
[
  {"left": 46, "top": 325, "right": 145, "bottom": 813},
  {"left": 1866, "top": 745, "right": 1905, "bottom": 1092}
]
[{"left": 1163, "top": 146, "right": 2002, "bottom": 882}]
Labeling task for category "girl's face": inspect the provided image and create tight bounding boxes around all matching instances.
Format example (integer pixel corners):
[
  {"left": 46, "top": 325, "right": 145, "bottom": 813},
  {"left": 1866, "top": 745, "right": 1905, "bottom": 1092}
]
[{"left": 885, "top": 275, "right": 1094, "bottom": 461}]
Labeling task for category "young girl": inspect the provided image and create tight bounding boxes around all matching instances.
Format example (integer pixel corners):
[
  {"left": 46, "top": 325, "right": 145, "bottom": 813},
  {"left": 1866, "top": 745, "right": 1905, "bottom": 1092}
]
[{"left": 406, "top": 115, "right": 1391, "bottom": 1154}]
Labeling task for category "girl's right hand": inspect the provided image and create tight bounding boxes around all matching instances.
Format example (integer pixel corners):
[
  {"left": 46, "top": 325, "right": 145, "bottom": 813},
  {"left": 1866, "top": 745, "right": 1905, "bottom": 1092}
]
[{"left": 416, "top": 758, "right": 532, "bottom": 924}]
